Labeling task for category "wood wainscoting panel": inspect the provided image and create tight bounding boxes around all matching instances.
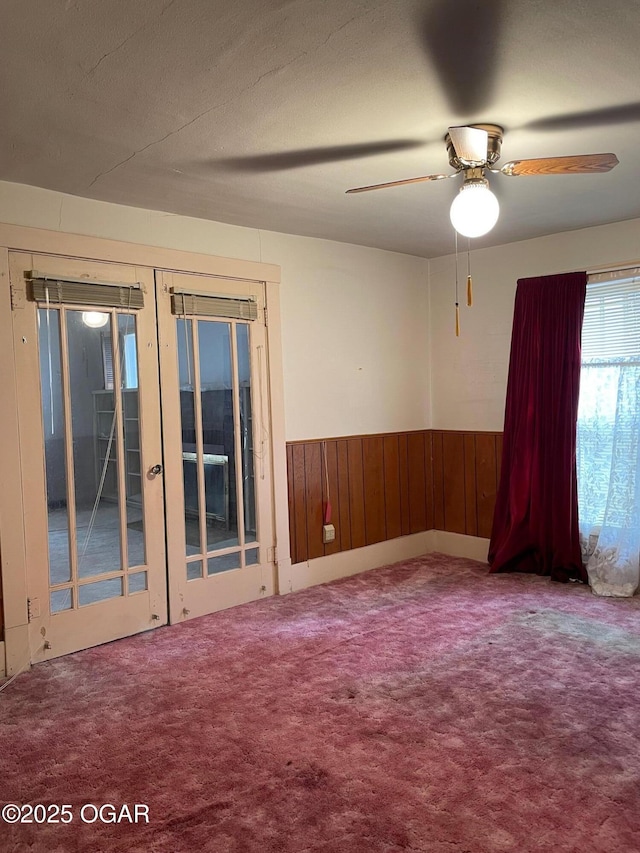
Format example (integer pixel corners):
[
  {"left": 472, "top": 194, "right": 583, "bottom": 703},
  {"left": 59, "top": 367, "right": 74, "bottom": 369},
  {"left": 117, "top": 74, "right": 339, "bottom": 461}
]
[
  {"left": 475, "top": 433, "right": 500, "bottom": 539},
  {"left": 290, "top": 443, "right": 308, "bottom": 563},
  {"left": 431, "top": 431, "right": 445, "bottom": 531},
  {"left": 463, "top": 434, "right": 478, "bottom": 537},
  {"left": 286, "top": 430, "right": 501, "bottom": 565},
  {"left": 407, "top": 432, "right": 428, "bottom": 534},
  {"left": 347, "top": 439, "right": 366, "bottom": 550},
  {"left": 398, "top": 433, "right": 411, "bottom": 536},
  {"left": 304, "top": 442, "right": 325, "bottom": 560},
  {"left": 321, "top": 441, "right": 341, "bottom": 557},
  {"left": 286, "top": 444, "right": 297, "bottom": 567},
  {"left": 424, "top": 431, "right": 435, "bottom": 532},
  {"left": 382, "top": 434, "right": 402, "bottom": 541},
  {"left": 287, "top": 431, "right": 432, "bottom": 565},
  {"left": 442, "top": 432, "right": 466, "bottom": 534},
  {"left": 336, "top": 440, "right": 352, "bottom": 553},
  {"left": 432, "top": 430, "right": 502, "bottom": 540},
  {"left": 362, "top": 436, "right": 386, "bottom": 546}
]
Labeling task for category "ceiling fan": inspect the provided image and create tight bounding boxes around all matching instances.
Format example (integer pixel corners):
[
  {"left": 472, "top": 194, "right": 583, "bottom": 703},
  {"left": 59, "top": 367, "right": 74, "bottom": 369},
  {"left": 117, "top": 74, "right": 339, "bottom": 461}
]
[{"left": 346, "top": 124, "right": 619, "bottom": 238}]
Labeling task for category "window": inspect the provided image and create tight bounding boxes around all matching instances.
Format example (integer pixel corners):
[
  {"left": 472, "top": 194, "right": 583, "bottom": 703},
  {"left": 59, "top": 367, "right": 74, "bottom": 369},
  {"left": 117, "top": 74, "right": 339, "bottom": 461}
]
[
  {"left": 577, "top": 268, "right": 640, "bottom": 595},
  {"left": 101, "top": 326, "right": 139, "bottom": 390}
]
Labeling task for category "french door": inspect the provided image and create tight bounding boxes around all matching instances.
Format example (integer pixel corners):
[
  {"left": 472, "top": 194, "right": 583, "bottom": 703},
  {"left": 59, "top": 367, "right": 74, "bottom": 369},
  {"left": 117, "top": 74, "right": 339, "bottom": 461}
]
[
  {"left": 157, "top": 271, "right": 276, "bottom": 621},
  {"left": 10, "top": 253, "right": 275, "bottom": 663}
]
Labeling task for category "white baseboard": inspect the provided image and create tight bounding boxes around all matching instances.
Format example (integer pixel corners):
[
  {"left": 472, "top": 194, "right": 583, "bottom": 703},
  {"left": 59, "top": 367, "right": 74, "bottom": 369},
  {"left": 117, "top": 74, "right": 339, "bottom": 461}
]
[
  {"left": 280, "top": 530, "right": 489, "bottom": 595},
  {"left": 282, "top": 531, "right": 436, "bottom": 594},
  {"left": 431, "top": 530, "right": 490, "bottom": 563},
  {"left": 0, "top": 641, "right": 5, "bottom": 678}
]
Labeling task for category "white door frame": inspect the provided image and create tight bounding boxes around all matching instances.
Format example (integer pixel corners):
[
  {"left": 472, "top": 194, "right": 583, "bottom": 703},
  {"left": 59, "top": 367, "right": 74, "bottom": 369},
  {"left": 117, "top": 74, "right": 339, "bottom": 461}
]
[{"left": 0, "top": 223, "right": 291, "bottom": 677}]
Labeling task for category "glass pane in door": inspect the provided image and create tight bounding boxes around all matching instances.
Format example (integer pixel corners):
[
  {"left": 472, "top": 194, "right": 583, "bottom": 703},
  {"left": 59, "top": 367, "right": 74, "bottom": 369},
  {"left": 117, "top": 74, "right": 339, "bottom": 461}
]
[
  {"left": 78, "top": 576, "right": 124, "bottom": 606},
  {"left": 67, "top": 310, "right": 123, "bottom": 580},
  {"left": 177, "top": 319, "right": 201, "bottom": 556},
  {"left": 237, "top": 324, "right": 257, "bottom": 544},
  {"left": 198, "top": 321, "right": 238, "bottom": 551},
  {"left": 50, "top": 588, "right": 73, "bottom": 612},
  {"left": 38, "top": 308, "right": 71, "bottom": 587},
  {"left": 118, "top": 314, "right": 145, "bottom": 568}
]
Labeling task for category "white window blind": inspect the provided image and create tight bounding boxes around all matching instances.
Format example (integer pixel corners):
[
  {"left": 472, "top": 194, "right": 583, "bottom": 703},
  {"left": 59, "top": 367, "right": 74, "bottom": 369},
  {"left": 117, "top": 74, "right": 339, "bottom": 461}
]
[
  {"left": 29, "top": 274, "right": 143, "bottom": 309},
  {"left": 582, "top": 269, "right": 640, "bottom": 362},
  {"left": 171, "top": 289, "right": 258, "bottom": 321}
]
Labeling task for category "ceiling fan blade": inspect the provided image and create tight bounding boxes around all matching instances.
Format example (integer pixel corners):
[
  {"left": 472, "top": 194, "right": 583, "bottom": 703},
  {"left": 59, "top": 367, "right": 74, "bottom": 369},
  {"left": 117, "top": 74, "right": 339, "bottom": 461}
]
[
  {"left": 499, "top": 153, "right": 619, "bottom": 177},
  {"left": 420, "top": 0, "right": 504, "bottom": 115},
  {"left": 448, "top": 126, "right": 488, "bottom": 164},
  {"left": 523, "top": 102, "right": 640, "bottom": 132},
  {"left": 346, "top": 173, "right": 456, "bottom": 194},
  {"left": 213, "top": 140, "right": 424, "bottom": 172}
]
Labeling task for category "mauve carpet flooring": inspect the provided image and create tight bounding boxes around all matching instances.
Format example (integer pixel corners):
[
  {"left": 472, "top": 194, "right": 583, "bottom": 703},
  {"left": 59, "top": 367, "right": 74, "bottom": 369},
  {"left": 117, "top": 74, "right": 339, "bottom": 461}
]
[{"left": 2, "top": 553, "right": 640, "bottom": 853}]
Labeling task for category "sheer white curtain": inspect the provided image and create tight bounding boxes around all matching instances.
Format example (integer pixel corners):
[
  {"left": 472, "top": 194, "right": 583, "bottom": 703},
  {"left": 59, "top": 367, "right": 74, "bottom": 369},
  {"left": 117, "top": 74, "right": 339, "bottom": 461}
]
[{"left": 577, "top": 272, "right": 640, "bottom": 596}]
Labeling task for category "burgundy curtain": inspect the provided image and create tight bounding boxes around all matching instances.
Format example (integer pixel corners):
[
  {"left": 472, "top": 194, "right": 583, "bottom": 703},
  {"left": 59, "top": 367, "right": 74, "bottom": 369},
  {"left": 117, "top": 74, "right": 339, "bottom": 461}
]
[{"left": 488, "top": 272, "right": 588, "bottom": 583}]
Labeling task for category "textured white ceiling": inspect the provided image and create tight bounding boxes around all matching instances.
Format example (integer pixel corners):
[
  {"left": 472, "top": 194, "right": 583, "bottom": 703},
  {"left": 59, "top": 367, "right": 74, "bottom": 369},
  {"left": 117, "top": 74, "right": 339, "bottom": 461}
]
[{"left": 2, "top": 0, "right": 639, "bottom": 257}]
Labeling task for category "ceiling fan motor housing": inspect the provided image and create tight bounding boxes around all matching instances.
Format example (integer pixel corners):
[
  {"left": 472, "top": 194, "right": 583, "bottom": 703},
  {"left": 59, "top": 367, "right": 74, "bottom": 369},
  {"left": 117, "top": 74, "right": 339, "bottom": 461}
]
[{"left": 445, "top": 123, "right": 504, "bottom": 169}]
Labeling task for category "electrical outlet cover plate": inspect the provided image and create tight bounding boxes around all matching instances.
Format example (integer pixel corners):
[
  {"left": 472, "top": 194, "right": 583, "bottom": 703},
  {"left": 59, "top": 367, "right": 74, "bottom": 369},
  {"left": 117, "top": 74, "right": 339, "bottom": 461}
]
[{"left": 322, "top": 524, "right": 336, "bottom": 544}]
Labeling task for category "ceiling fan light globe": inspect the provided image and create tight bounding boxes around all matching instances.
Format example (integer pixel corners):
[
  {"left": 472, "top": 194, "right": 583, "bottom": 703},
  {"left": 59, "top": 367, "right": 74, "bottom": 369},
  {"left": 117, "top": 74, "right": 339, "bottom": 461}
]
[
  {"left": 449, "top": 183, "right": 500, "bottom": 238},
  {"left": 82, "top": 311, "right": 109, "bottom": 328}
]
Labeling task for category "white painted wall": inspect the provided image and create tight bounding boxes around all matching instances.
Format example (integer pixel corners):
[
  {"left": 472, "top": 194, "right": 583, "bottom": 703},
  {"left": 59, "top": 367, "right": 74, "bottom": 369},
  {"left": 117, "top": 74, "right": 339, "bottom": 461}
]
[
  {"left": 9, "top": 179, "right": 637, "bottom": 443},
  {"left": 429, "top": 219, "right": 640, "bottom": 431},
  {"left": 0, "top": 180, "right": 431, "bottom": 441},
  {"left": 260, "top": 232, "right": 430, "bottom": 440}
]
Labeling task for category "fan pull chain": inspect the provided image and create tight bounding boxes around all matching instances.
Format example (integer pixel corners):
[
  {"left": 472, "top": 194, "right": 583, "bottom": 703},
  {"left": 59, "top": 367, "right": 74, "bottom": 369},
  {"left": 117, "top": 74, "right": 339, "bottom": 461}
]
[
  {"left": 454, "top": 230, "right": 460, "bottom": 337},
  {"left": 466, "top": 238, "right": 473, "bottom": 307}
]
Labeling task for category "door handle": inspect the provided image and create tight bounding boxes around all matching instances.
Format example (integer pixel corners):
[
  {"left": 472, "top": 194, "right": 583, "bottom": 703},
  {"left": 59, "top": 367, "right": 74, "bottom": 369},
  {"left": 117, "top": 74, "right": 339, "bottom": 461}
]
[{"left": 149, "top": 464, "right": 163, "bottom": 475}]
